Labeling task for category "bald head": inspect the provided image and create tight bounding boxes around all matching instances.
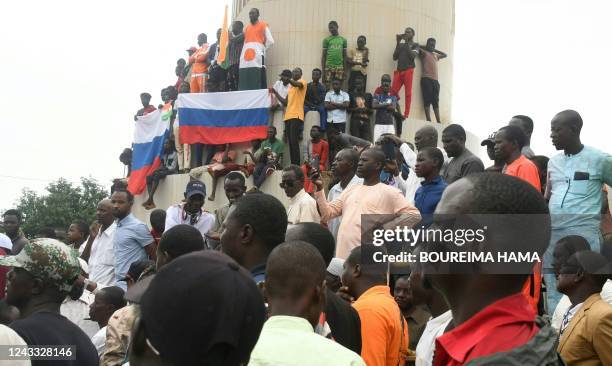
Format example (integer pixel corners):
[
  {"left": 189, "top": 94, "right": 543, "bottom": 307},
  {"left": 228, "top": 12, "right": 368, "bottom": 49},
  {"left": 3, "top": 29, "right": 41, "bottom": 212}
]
[
  {"left": 97, "top": 199, "right": 114, "bottom": 227},
  {"left": 553, "top": 109, "right": 583, "bottom": 131},
  {"left": 550, "top": 109, "right": 583, "bottom": 151},
  {"left": 415, "top": 126, "right": 439, "bottom": 151}
]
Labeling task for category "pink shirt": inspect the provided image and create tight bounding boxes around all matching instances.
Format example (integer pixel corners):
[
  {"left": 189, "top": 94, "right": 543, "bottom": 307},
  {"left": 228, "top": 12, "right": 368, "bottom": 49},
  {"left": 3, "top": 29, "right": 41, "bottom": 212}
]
[{"left": 315, "top": 183, "right": 421, "bottom": 259}]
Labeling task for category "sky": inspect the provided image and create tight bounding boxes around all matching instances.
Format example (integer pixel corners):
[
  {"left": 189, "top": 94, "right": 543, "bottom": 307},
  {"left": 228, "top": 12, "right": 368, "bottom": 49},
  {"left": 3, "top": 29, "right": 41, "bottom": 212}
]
[{"left": 1, "top": 0, "right": 610, "bottom": 211}]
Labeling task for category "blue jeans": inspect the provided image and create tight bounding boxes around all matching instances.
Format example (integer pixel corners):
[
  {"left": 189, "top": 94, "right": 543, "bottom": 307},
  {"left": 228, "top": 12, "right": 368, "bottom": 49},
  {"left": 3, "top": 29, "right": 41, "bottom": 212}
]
[
  {"left": 304, "top": 105, "right": 327, "bottom": 131},
  {"left": 543, "top": 226, "right": 602, "bottom": 313}
]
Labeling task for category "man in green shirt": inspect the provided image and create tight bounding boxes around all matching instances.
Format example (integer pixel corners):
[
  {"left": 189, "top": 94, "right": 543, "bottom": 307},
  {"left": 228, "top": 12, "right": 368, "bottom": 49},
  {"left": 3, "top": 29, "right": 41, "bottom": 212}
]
[
  {"left": 259, "top": 126, "right": 285, "bottom": 166},
  {"left": 322, "top": 20, "right": 348, "bottom": 90}
]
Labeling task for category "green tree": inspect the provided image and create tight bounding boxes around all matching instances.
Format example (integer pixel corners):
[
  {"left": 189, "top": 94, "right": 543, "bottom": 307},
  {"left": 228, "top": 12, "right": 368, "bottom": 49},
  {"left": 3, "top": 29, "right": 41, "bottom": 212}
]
[{"left": 14, "top": 177, "right": 108, "bottom": 238}]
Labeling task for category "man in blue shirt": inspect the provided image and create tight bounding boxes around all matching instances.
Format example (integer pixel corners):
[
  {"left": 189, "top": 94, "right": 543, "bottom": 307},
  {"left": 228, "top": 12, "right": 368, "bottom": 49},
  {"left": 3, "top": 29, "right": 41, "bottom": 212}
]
[
  {"left": 414, "top": 147, "right": 447, "bottom": 225},
  {"left": 111, "top": 189, "right": 155, "bottom": 290},
  {"left": 544, "top": 109, "right": 612, "bottom": 311}
]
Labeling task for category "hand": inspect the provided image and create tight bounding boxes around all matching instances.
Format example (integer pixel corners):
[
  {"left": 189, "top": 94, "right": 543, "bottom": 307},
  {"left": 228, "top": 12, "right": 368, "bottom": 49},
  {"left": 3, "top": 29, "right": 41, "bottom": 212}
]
[
  {"left": 310, "top": 171, "right": 323, "bottom": 191},
  {"left": 336, "top": 286, "right": 355, "bottom": 302},
  {"left": 396, "top": 34, "right": 403, "bottom": 42},
  {"left": 268, "top": 87, "right": 275, "bottom": 93},
  {"left": 385, "top": 160, "right": 400, "bottom": 176},
  {"left": 75, "top": 274, "right": 86, "bottom": 287},
  {"left": 89, "top": 221, "right": 100, "bottom": 238}
]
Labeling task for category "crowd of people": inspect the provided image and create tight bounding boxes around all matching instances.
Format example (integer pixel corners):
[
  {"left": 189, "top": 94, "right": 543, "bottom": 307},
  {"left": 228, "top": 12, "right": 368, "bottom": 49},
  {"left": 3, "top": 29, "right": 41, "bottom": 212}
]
[
  {"left": 0, "top": 6, "right": 611, "bottom": 366},
  {"left": 124, "top": 9, "right": 448, "bottom": 209}
]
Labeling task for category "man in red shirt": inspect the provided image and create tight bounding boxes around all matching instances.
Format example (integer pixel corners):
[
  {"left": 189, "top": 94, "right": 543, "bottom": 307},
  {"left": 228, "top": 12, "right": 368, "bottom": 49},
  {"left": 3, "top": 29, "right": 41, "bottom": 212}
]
[
  {"left": 133, "top": 93, "right": 156, "bottom": 121},
  {"left": 494, "top": 125, "right": 541, "bottom": 191},
  {"left": 427, "top": 173, "right": 560, "bottom": 365},
  {"left": 302, "top": 125, "right": 329, "bottom": 193}
]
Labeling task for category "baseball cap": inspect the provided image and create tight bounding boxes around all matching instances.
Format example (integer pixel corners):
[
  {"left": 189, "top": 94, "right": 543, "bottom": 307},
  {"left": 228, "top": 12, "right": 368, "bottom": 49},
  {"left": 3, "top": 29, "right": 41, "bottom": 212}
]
[
  {"left": 185, "top": 180, "right": 206, "bottom": 199},
  {"left": 0, "top": 233, "right": 12, "bottom": 251},
  {"left": 0, "top": 238, "right": 80, "bottom": 292},
  {"left": 327, "top": 257, "right": 345, "bottom": 277},
  {"left": 480, "top": 132, "right": 497, "bottom": 147},
  {"left": 279, "top": 69, "right": 292, "bottom": 77},
  {"left": 140, "top": 251, "right": 266, "bottom": 365},
  {"left": 187, "top": 46, "right": 197, "bottom": 52}
]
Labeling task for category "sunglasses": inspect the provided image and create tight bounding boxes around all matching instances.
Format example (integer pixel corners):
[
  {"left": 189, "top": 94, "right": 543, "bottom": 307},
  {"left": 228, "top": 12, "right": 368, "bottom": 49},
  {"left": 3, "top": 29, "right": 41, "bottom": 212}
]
[{"left": 279, "top": 181, "right": 295, "bottom": 188}]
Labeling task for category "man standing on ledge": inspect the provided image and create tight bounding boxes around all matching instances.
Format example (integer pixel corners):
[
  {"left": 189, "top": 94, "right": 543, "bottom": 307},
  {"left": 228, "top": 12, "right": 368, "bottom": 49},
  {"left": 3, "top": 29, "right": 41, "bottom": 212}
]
[
  {"left": 271, "top": 68, "right": 306, "bottom": 165},
  {"left": 313, "top": 148, "right": 421, "bottom": 259},
  {"left": 188, "top": 33, "right": 210, "bottom": 93},
  {"left": 322, "top": 21, "right": 348, "bottom": 90},
  {"left": 392, "top": 27, "right": 419, "bottom": 119},
  {"left": 239, "top": 8, "right": 274, "bottom": 90},
  {"left": 419, "top": 38, "right": 447, "bottom": 123}
]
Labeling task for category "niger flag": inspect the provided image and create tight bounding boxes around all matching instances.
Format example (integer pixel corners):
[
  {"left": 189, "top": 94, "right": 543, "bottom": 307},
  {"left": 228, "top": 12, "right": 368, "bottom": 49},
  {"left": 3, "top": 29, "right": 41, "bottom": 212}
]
[{"left": 217, "top": 5, "right": 229, "bottom": 69}]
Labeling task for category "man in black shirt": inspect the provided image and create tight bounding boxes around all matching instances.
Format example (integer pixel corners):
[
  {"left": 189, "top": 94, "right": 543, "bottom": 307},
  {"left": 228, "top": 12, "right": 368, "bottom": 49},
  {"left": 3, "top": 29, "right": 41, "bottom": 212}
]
[
  {"left": 1, "top": 239, "right": 99, "bottom": 366},
  {"left": 392, "top": 27, "right": 419, "bottom": 118},
  {"left": 348, "top": 75, "right": 372, "bottom": 141},
  {"left": 304, "top": 68, "right": 328, "bottom": 131}
]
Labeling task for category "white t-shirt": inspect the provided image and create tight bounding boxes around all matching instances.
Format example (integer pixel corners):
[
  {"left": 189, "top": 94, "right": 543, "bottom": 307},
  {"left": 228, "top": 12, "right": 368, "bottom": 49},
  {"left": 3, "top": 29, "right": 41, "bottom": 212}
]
[
  {"left": 273, "top": 80, "right": 290, "bottom": 107},
  {"left": 325, "top": 90, "right": 350, "bottom": 123},
  {"left": 165, "top": 204, "right": 215, "bottom": 239},
  {"left": 60, "top": 290, "right": 99, "bottom": 338},
  {"left": 0, "top": 324, "right": 30, "bottom": 366},
  {"left": 91, "top": 326, "right": 107, "bottom": 356},
  {"left": 415, "top": 310, "right": 452, "bottom": 366},
  {"left": 88, "top": 223, "right": 117, "bottom": 287}
]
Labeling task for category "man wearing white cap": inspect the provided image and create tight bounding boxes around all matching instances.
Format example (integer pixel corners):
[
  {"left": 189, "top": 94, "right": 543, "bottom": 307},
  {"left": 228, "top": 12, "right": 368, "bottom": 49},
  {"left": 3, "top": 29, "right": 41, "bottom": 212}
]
[{"left": 326, "top": 257, "right": 345, "bottom": 293}]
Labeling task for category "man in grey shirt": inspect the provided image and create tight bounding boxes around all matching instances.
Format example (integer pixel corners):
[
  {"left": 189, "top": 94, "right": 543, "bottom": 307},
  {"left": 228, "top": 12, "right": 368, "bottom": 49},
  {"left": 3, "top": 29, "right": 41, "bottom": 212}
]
[
  {"left": 508, "top": 115, "right": 535, "bottom": 158},
  {"left": 441, "top": 124, "right": 484, "bottom": 184}
]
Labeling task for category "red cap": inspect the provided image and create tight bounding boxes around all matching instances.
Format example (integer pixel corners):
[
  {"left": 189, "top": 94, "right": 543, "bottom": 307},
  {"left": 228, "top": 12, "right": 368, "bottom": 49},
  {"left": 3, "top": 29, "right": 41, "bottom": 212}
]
[{"left": 187, "top": 46, "right": 197, "bottom": 52}]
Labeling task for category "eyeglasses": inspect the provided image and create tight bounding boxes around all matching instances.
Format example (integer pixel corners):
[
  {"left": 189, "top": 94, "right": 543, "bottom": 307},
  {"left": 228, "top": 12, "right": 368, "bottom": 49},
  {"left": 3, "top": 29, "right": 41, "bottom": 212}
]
[{"left": 279, "top": 181, "right": 295, "bottom": 188}]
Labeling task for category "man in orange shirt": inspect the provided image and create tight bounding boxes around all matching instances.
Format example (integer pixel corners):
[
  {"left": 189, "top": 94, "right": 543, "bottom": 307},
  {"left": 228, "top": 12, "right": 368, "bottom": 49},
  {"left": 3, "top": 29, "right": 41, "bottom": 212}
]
[
  {"left": 340, "top": 245, "right": 409, "bottom": 366},
  {"left": 239, "top": 8, "right": 274, "bottom": 90},
  {"left": 188, "top": 33, "right": 210, "bottom": 93},
  {"left": 494, "top": 125, "right": 541, "bottom": 192},
  {"left": 494, "top": 125, "right": 543, "bottom": 312}
]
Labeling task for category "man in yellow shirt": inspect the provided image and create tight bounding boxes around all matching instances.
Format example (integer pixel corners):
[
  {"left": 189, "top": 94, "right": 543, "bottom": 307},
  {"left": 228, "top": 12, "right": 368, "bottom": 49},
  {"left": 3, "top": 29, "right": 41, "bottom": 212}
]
[{"left": 270, "top": 67, "right": 306, "bottom": 165}]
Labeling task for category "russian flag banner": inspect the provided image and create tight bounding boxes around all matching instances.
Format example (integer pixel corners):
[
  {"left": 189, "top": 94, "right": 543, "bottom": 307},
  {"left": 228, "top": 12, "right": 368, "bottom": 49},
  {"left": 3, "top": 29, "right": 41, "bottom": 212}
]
[
  {"left": 177, "top": 89, "right": 270, "bottom": 145},
  {"left": 127, "top": 109, "right": 170, "bottom": 195}
]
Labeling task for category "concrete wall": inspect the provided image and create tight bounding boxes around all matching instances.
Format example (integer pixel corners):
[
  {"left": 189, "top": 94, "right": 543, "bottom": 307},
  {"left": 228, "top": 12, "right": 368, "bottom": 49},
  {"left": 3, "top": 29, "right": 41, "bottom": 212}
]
[{"left": 232, "top": 0, "right": 455, "bottom": 122}]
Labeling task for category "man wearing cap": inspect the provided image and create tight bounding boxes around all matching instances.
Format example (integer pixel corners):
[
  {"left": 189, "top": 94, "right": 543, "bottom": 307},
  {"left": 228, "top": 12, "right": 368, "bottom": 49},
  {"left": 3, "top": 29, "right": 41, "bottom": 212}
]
[
  {"left": 481, "top": 131, "right": 504, "bottom": 172},
  {"left": 165, "top": 181, "right": 215, "bottom": 241},
  {"left": 111, "top": 189, "right": 155, "bottom": 291},
  {"left": 129, "top": 251, "right": 267, "bottom": 366},
  {"left": 1, "top": 239, "right": 99, "bottom": 366}
]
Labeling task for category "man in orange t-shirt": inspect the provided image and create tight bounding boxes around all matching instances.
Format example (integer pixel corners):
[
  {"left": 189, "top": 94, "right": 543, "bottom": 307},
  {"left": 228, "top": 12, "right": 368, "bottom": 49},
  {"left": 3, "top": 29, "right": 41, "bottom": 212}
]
[
  {"left": 494, "top": 125, "right": 541, "bottom": 192},
  {"left": 188, "top": 33, "right": 210, "bottom": 93},
  {"left": 494, "top": 125, "right": 543, "bottom": 311},
  {"left": 341, "top": 245, "right": 409, "bottom": 366}
]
